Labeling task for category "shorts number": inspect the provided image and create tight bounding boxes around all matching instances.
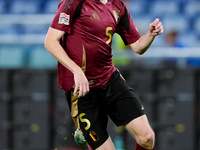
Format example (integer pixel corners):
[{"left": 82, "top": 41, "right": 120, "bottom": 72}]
[
  {"left": 79, "top": 113, "right": 91, "bottom": 130},
  {"left": 106, "top": 27, "right": 113, "bottom": 44}
]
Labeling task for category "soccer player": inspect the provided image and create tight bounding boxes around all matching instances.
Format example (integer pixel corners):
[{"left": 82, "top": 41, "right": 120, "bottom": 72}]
[{"left": 44, "top": 0, "right": 163, "bottom": 149}]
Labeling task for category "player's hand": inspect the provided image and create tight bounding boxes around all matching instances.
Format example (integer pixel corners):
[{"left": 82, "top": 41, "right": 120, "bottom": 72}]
[
  {"left": 149, "top": 18, "right": 164, "bottom": 36},
  {"left": 73, "top": 69, "right": 89, "bottom": 97}
]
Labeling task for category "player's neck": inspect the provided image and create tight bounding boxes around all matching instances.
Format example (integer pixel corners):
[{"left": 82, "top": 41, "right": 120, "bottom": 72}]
[{"left": 100, "top": 0, "right": 108, "bottom": 4}]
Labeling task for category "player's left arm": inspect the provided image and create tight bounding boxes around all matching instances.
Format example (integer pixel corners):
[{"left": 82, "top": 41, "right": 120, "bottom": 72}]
[{"left": 130, "top": 18, "right": 164, "bottom": 55}]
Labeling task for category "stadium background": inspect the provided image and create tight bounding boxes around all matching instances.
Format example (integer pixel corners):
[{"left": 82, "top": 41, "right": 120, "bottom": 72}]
[{"left": 0, "top": 0, "right": 200, "bottom": 150}]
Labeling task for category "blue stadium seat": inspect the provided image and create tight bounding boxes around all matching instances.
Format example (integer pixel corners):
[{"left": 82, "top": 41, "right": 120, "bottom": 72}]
[
  {"left": 23, "top": 24, "right": 49, "bottom": 34},
  {"left": 0, "top": 24, "right": 18, "bottom": 35},
  {"left": 128, "top": 1, "right": 148, "bottom": 17},
  {"left": 0, "top": 45, "right": 25, "bottom": 68},
  {"left": 162, "top": 15, "right": 189, "bottom": 33},
  {"left": 183, "top": 1, "right": 200, "bottom": 18},
  {"left": 28, "top": 46, "right": 57, "bottom": 68},
  {"left": 9, "top": 0, "right": 40, "bottom": 14},
  {"left": 149, "top": 1, "right": 180, "bottom": 19},
  {"left": 0, "top": 24, "right": 26, "bottom": 35},
  {"left": 0, "top": 1, "right": 6, "bottom": 14},
  {"left": 193, "top": 16, "right": 200, "bottom": 35},
  {"left": 179, "top": 31, "right": 199, "bottom": 47},
  {"left": 43, "top": 0, "right": 60, "bottom": 14}
]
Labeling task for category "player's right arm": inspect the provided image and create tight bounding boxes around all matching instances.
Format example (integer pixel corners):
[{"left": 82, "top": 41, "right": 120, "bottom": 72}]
[{"left": 44, "top": 27, "right": 89, "bottom": 97}]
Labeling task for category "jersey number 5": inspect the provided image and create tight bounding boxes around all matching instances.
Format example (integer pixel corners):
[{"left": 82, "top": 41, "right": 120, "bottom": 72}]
[
  {"left": 79, "top": 113, "right": 91, "bottom": 130},
  {"left": 106, "top": 27, "right": 113, "bottom": 44}
]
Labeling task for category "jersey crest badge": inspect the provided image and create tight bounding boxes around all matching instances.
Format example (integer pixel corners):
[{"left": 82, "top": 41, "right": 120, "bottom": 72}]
[
  {"left": 58, "top": 13, "right": 70, "bottom": 25},
  {"left": 113, "top": 10, "right": 120, "bottom": 23}
]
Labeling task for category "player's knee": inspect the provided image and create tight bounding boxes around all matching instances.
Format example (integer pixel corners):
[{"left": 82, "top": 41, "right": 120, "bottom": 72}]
[{"left": 137, "top": 130, "right": 155, "bottom": 149}]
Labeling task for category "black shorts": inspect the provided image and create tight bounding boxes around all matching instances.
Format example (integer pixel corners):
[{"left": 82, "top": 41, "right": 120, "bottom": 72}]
[{"left": 65, "top": 70, "right": 146, "bottom": 149}]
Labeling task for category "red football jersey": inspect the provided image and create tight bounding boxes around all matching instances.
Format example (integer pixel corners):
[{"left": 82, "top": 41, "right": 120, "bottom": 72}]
[{"left": 50, "top": 0, "right": 141, "bottom": 91}]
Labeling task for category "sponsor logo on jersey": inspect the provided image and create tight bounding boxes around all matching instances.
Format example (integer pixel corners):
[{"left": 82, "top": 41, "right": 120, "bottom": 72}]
[
  {"left": 141, "top": 105, "right": 144, "bottom": 110},
  {"left": 59, "top": 13, "right": 70, "bottom": 25},
  {"left": 90, "top": 11, "right": 99, "bottom": 19}
]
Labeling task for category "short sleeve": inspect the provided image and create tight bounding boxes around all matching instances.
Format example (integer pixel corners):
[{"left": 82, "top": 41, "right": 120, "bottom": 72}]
[
  {"left": 116, "top": 3, "right": 141, "bottom": 45},
  {"left": 50, "top": 0, "right": 76, "bottom": 34}
]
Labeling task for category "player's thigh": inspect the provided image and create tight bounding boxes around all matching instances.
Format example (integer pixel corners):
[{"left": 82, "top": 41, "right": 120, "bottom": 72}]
[
  {"left": 96, "top": 136, "right": 115, "bottom": 150},
  {"left": 107, "top": 89, "right": 145, "bottom": 127},
  {"left": 125, "top": 115, "right": 154, "bottom": 140}
]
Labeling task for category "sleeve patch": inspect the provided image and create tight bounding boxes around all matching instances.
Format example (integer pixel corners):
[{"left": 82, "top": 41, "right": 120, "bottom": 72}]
[{"left": 58, "top": 13, "right": 70, "bottom": 25}]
